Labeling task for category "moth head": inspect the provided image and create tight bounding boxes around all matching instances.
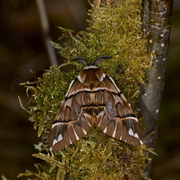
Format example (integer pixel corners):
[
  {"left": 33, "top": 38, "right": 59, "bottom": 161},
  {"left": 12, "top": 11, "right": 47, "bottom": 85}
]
[{"left": 70, "top": 55, "right": 112, "bottom": 67}]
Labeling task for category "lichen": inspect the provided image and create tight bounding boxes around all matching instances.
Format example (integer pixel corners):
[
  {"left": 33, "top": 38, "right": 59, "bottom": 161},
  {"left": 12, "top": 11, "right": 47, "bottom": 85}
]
[{"left": 18, "top": 0, "right": 153, "bottom": 179}]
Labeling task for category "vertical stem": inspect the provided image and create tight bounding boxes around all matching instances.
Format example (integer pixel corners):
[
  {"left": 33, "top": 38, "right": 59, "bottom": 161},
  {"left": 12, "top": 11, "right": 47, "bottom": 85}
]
[
  {"left": 138, "top": 0, "right": 174, "bottom": 177},
  {"left": 36, "top": 0, "right": 58, "bottom": 66}
]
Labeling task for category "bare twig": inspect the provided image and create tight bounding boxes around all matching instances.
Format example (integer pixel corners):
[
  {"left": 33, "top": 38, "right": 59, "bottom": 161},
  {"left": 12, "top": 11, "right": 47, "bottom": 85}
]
[{"left": 36, "top": 0, "right": 58, "bottom": 66}]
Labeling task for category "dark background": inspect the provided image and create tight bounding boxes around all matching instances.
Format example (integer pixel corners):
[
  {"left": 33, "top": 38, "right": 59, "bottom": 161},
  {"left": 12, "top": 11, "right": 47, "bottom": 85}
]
[{"left": 0, "top": 0, "right": 179, "bottom": 179}]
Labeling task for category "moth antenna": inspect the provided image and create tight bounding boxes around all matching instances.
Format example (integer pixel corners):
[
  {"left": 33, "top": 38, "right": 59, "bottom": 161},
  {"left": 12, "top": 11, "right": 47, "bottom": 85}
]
[
  {"left": 93, "top": 55, "right": 112, "bottom": 65},
  {"left": 70, "top": 57, "right": 89, "bottom": 66}
]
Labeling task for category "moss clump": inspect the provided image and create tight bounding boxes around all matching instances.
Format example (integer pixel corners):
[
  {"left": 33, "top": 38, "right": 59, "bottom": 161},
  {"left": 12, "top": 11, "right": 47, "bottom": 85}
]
[{"left": 19, "top": 0, "right": 153, "bottom": 179}]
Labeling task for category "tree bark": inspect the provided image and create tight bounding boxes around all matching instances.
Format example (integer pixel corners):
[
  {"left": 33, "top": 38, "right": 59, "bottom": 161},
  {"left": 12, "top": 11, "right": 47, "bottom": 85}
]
[{"left": 138, "top": 0, "right": 174, "bottom": 177}]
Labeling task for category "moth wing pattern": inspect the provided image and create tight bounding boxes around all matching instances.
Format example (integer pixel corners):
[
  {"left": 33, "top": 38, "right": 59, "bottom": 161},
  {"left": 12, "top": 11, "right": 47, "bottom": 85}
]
[
  {"left": 93, "top": 75, "right": 143, "bottom": 146},
  {"left": 49, "top": 78, "right": 93, "bottom": 152},
  {"left": 49, "top": 62, "right": 143, "bottom": 152}
]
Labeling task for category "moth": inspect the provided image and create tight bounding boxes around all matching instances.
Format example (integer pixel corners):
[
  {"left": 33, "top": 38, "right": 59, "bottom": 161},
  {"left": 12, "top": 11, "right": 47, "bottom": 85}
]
[{"left": 49, "top": 56, "right": 143, "bottom": 152}]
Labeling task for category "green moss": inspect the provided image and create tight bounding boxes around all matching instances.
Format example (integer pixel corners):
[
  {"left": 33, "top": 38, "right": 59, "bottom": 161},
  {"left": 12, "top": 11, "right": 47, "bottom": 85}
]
[{"left": 18, "top": 0, "right": 153, "bottom": 179}]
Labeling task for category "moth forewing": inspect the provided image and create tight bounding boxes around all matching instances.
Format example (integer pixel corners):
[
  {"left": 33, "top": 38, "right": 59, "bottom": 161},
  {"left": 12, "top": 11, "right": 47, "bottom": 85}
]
[{"left": 49, "top": 57, "right": 143, "bottom": 152}]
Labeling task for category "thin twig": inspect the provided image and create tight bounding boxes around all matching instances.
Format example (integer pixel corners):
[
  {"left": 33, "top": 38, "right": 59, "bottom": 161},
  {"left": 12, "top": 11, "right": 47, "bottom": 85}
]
[{"left": 36, "top": 0, "right": 58, "bottom": 66}]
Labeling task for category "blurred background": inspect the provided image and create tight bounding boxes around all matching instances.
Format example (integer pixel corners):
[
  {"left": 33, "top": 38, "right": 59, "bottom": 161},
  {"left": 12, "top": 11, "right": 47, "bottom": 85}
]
[{"left": 0, "top": 0, "right": 179, "bottom": 179}]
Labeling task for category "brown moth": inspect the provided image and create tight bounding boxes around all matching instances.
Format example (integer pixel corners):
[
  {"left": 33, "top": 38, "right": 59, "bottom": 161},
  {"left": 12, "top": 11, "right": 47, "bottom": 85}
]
[{"left": 49, "top": 56, "right": 143, "bottom": 152}]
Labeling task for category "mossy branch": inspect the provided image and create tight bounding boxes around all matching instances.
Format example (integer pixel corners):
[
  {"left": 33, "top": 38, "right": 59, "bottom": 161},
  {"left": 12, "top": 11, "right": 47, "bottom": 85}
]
[{"left": 18, "top": 0, "right": 154, "bottom": 179}]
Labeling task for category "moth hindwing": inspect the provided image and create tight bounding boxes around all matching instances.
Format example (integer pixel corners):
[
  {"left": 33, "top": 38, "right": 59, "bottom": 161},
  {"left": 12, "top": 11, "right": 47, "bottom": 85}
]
[{"left": 49, "top": 56, "right": 143, "bottom": 152}]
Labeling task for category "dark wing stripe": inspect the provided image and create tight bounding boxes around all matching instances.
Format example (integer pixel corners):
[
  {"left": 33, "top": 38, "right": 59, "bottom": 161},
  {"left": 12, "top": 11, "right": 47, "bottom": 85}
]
[{"left": 65, "top": 89, "right": 119, "bottom": 101}]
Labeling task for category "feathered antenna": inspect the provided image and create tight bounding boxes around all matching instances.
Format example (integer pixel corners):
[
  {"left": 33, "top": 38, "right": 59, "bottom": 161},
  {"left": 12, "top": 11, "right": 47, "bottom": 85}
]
[
  {"left": 70, "top": 57, "right": 89, "bottom": 66},
  {"left": 93, "top": 55, "right": 112, "bottom": 65}
]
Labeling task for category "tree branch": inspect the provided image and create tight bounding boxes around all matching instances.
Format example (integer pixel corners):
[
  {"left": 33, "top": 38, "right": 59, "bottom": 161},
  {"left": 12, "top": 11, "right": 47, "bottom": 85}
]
[{"left": 138, "top": 0, "right": 174, "bottom": 177}]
